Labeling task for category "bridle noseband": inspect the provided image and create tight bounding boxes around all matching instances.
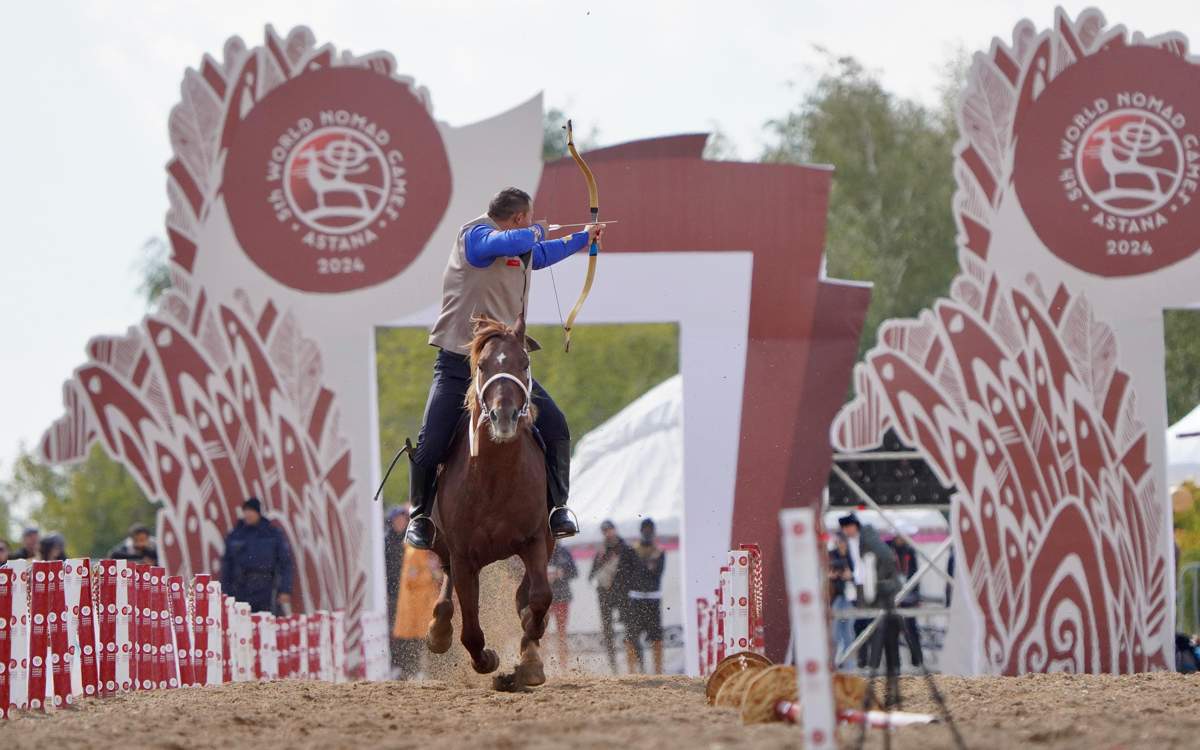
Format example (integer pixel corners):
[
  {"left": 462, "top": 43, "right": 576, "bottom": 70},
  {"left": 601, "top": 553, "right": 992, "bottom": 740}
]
[{"left": 469, "top": 366, "right": 532, "bottom": 458}]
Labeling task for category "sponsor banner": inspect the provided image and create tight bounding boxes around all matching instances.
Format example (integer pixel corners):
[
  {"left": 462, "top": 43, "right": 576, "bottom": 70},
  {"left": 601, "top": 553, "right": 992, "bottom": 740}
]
[
  {"left": 222, "top": 67, "right": 451, "bottom": 294},
  {"left": 1014, "top": 46, "right": 1200, "bottom": 276}
]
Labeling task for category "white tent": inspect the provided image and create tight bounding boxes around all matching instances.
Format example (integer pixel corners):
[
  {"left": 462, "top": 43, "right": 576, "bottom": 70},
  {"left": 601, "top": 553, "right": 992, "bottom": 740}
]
[
  {"left": 568, "top": 374, "right": 683, "bottom": 545},
  {"left": 1168, "top": 402, "right": 1200, "bottom": 486},
  {"left": 561, "top": 374, "right": 687, "bottom": 673}
]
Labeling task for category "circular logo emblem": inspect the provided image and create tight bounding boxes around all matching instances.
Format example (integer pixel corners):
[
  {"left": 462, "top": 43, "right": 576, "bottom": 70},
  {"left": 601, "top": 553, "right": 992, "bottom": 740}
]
[
  {"left": 223, "top": 67, "right": 451, "bottom": 293},
  {"left": 1014, "top": 46, "right": 1200, "bottom": 276}
]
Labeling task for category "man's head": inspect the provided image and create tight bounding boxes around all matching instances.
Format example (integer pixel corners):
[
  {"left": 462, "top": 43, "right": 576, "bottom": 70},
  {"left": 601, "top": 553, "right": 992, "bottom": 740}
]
[
  {"left": 837, "top": 513, "right": 861, "bottom": 539},
  {"left": 39, "top": 534, "right": 64, "bottom": 561},
  {"left": 601, "top": 519, "right": 617, "bottom": 545},
  {"left": 21, "top": 527, "right": 39, "bottom": 554},
  {"left": 129, "top": 524, "right": 152, "bottom": 552},
  {"left": 242, "top": 497, "right": 263, "bottom": 526},
  {"left": 388, "top": 507, "right": 409, "bottom": 534},
  {"left": 487, "top": 187, "right": 534, "bottom": 230},
  {"left": 640, "top": 518, "right": 656, "bottom": 543}
]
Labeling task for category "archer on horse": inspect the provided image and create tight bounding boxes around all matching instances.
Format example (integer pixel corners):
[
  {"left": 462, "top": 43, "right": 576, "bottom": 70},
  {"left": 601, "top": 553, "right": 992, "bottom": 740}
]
[{"left": 403, "top": 186, "right": 605, "bottom": 550}]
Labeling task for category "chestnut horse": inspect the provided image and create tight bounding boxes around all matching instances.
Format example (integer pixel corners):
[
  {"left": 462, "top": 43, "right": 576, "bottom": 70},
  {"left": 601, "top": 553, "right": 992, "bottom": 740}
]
[{"left": 425, "top": 314, "right": 555, "bottom": 687}]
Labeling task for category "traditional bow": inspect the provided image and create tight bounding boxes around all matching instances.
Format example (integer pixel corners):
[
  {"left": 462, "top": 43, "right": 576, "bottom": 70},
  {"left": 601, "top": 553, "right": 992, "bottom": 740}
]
[{"left": 561, "top": 119, "right": 600, "bottom": 352}]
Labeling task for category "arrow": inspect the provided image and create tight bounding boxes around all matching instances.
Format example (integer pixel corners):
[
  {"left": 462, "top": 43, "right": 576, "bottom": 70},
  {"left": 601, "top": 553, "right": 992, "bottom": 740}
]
[{"left": 539, "top": 220, "right": 619, "bottom": 231}]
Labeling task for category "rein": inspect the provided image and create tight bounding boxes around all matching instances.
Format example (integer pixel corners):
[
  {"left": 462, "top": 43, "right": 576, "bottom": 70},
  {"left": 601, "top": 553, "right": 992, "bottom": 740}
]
[{"left": 469, "top": 367, "right": 533, "bottom": 458}]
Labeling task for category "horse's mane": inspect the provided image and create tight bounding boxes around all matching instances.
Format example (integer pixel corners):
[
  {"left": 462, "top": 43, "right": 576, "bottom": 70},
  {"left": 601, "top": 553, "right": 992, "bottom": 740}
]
[{"left": 464, "top": 315, "right": 517, "bottom": 415}]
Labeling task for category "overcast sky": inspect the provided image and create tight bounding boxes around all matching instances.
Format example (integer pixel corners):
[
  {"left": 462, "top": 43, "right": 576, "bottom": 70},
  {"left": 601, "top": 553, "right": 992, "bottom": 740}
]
[{"left": 2, "top": 1, "right": 1197, "bottom": 493}]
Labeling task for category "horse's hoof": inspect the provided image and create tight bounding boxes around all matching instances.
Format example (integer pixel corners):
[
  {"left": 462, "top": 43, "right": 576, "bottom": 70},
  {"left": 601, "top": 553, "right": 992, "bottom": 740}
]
[
  {"left": 426, "top": 626, "right": 452, "bottom": 654},
  {"left": 474, "top": 649, "right": 500, "bottom": 675},
  {"left": 517, "top": 661, "right": 546, "bottom": 687}
]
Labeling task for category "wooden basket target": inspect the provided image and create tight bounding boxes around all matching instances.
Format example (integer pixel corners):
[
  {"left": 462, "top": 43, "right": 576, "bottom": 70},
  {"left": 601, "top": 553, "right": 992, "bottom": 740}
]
[{"left": 704, "top": 650, "right": 772, "bottom": 705}]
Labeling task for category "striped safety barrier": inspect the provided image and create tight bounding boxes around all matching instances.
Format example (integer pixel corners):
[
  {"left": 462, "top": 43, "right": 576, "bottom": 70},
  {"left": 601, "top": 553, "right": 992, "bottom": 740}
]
[
  {"left": 697, "top": 544, "right": 765, "bottom": 676},
  {"left": 0, "top": 559, "right": 366, "bottom": 717}
]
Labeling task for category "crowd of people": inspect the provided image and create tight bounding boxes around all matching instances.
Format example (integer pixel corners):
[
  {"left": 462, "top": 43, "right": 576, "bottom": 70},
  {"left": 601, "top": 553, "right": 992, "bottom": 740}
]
[
  {"left": 827, "top": 512, "right": 925, "bottom": 673},
  {"left": 2, "top": 497, "right": 295, "bottom": 619},
  {"left": 0, "top": 527, "right": 66, "bottom": 563}
]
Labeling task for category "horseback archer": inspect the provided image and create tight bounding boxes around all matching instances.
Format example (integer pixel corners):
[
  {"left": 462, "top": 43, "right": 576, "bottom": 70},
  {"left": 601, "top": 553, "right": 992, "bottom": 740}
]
[{"left": 402, "top": 187, "right": 605, "bottom": 550}]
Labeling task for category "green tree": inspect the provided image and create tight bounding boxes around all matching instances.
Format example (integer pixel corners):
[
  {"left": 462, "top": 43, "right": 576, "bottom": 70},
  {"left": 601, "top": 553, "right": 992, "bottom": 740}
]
[
  {"left": 703, "top": 124, "right": 739, "bottom": 161},
  {"left": 542, "top": 107, "right": 599, "bottom": 161},
  {"left": 762, "top": 54, "right": 959, "bottom": 359},
  {"left": 1165, "top": 309, "right": 1200, "bottom": 425},
  {"left": 135, "top": 236, "right": 171, "bottom": 307},
  {"left": 5, "top": 444, "right": 157, "bottom": 558}
]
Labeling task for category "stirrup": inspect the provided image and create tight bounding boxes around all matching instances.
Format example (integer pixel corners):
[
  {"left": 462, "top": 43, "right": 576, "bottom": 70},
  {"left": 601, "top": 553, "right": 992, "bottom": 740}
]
[
  {"left": 548, "top": 507, "right": 579, "bottom": 539},
  {"left": 406, "top": 514, "right": 436, "bottom": 549}
]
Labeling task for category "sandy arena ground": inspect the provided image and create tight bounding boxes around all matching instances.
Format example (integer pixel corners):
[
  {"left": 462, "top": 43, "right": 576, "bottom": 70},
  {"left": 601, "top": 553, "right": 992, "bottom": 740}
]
[{"left": 2, "top": 670, "right": 1199, "bottom": 749}]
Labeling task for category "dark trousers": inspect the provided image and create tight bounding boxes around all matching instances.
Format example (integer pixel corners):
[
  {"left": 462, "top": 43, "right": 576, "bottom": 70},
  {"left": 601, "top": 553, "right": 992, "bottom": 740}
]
[
  {"left": 901, "top": 616, "right": 923, "bottom": 666},
  {"left": 597, "top": 592, "right": 622, "bottom": 673},
  {"left": 624, "top": 597, "right": 663, "bottom": 670},
  {"left": 854, "top": 618, "right": 872, "bottom": 667},
  {"left": 413, "top": 349, "right": 568, "bottom": 469},
  {"left": 867, "top": 614, "right": 903, "bottom": 677}
]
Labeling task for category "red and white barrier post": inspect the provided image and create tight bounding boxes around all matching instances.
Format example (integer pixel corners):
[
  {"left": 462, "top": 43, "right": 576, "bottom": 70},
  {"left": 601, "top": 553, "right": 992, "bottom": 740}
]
[
  {"left": 780, "top": 507, "right": 836, "bottom": 750},
  {"left": 63, "top": 559, "right": 99, "bottom": 699},
  {"left": 1, "top": 563, "right": 31, "bottom": 717},
  {"left": 167, "top": 576, "right": 195, "bottom": 687}
]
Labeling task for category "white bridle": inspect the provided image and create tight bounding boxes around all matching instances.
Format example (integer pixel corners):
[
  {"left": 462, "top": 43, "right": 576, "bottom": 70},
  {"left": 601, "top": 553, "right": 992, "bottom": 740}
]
[{"left": 469, "top": 367, "right": 533, "bottom": 457}]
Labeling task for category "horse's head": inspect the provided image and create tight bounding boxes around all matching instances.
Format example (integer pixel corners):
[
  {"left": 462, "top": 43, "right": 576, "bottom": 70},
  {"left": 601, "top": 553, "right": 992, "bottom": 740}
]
[{"left": 468, "top": 314, "right": 534, "bottom": 444}]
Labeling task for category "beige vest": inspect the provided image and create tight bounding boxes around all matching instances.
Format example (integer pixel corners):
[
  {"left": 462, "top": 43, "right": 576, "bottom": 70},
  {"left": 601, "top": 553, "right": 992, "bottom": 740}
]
[{"left": 428, "top": 215, "right": 533, "bottom": 353}]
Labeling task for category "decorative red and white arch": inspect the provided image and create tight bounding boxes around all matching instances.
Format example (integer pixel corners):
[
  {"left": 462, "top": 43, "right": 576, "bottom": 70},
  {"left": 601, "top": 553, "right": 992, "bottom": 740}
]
[
  {"left": 41, "top": 25, "right": 868, "bottom": 672},
  {"left": 834, "top": 8, "right": 1200, "bottom": 674}
]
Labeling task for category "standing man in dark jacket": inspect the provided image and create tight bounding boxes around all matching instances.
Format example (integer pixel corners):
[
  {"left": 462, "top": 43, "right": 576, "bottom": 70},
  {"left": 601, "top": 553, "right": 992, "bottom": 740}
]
[
  {"left": 547, "top": 542, "right": 578, "bottom": 666},
  {"left": 890, "top": 533, "right": 924, "bottom": 667},
  {"left": 10, "top": 527, "right": 39, "bottom": 560},
  {"left": 625, "top": 518, "right": 666, "bottom": 674},
  {"left": 588, "top": 520, "right": 638, "bottom": 673},
  {"left": 109, "top": 524, "right": 159, "bottom": 565},
  {"left": 220, "top": 498, "right": 294, "bottom": 614}
]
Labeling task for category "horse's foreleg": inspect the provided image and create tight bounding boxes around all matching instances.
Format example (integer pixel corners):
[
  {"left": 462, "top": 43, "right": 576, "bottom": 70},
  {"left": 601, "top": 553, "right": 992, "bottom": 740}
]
[
  {"left": 426, "top": 555, "right": 455, "bottom": 655},
  {"left": 515, "top": 571, "right": 531, "bottom": 619},
  {"left": 452, "top": 559, "right": 498, "bottom": 674},
  {"left": 515, "top": 536, "right": 554, "bottom": 686}
]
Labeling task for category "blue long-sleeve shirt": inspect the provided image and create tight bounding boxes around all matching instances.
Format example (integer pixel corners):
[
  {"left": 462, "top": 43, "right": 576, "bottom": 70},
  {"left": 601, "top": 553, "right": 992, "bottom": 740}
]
[{"left": 464, "top": 224, "right": 589, "bottom": 270}]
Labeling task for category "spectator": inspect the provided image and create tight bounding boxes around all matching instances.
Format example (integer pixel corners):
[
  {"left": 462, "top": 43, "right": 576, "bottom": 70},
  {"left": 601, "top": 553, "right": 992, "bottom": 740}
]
[
  {"left": 109, "top": 523, "right": 159, "bottom": 565},
  {"left": 392, "top": 546, "right": 442, "bottom": 679},
  {"left": 220, "top": 497, "right": 294, "bottom": 614},
  {"left": 838, "top": 513, "right": 900, "bottom": 669},
  {"left": 625, "top": 518, "right": 666, "bottom": 674},
  {"left": 828, "top": 531, "right": 856, "bottom": 668},
  {"left": 0, "top": 539, "right": 8, "bottom": 565},
  {"left": 37, "top": 533, "right": 67, "bottom": 561},
  {"left": 10, "top": 527, "right": 39, "bottom": 560},
  {"left": 890, "top": 532, "right": 924, "bottom": 668},
  {"left": 945, "top": 548, "right": 955, "bottom": 606},
  {"left": 588, "top": 520, "right": 638, "bottom": 673},
  {"left": 547, "top": 542, "right": 578, "bottom": 667},
  {"left": 384, "top": 507, "right": 409, "bottom": 674}
]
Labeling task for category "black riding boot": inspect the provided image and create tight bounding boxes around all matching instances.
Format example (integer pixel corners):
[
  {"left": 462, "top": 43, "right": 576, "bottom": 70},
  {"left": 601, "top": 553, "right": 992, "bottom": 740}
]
[
  {"left": 405, "top": 460, "right": 437, "bottom": 550},
  {"left": 545, "top": 438, "right": 578, "bottom": 539}
]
